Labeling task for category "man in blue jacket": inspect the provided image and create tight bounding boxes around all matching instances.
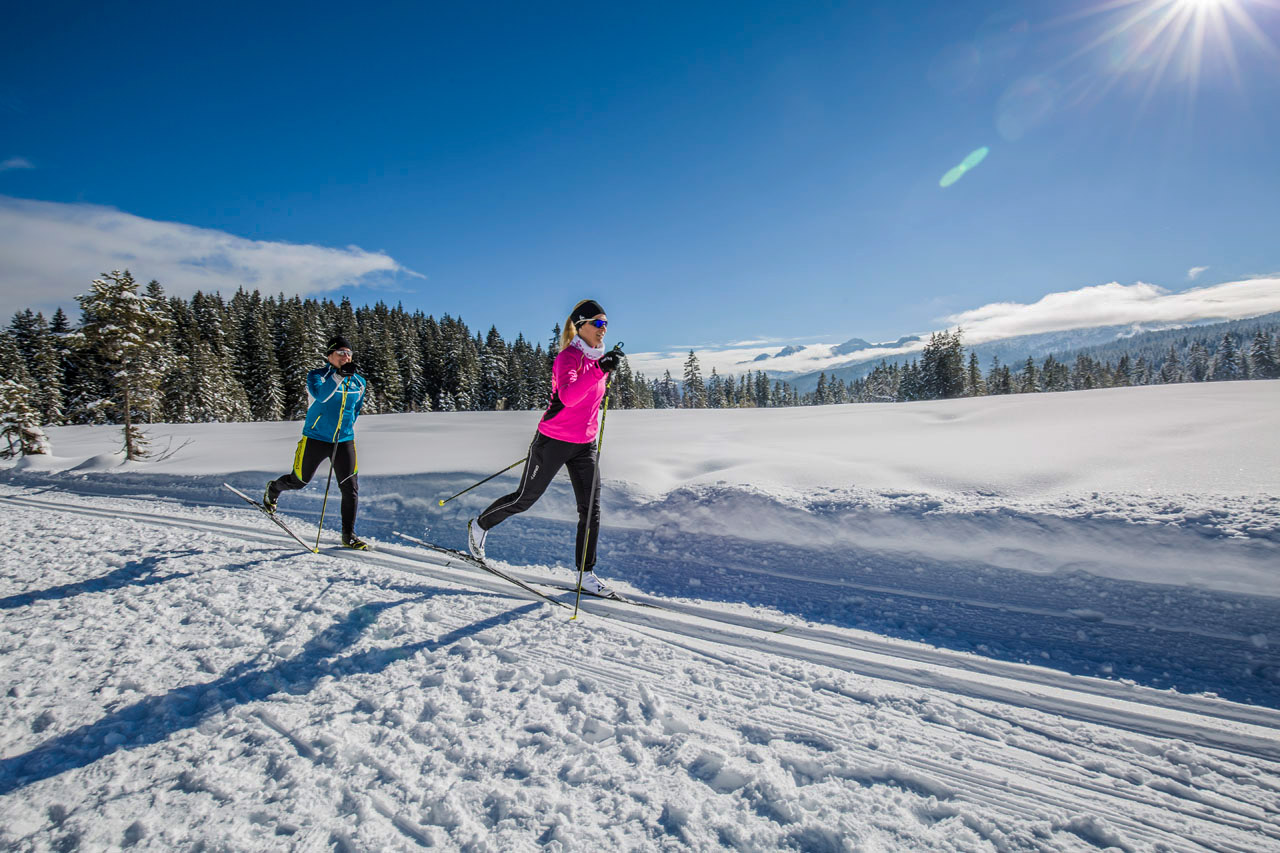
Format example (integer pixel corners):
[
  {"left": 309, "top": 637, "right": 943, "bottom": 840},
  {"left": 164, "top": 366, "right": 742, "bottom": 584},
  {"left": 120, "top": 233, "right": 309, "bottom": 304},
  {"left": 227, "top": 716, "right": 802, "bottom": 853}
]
[{"left": 264, "top": 335, "right": 370, "bottom": 550}]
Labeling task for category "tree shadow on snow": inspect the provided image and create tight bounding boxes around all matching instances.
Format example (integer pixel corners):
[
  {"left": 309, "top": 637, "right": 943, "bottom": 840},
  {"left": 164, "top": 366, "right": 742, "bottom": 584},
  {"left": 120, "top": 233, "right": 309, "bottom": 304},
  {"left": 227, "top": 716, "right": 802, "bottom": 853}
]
[{"left": 0, "top": 597, "right": 539, "bottom": 796}]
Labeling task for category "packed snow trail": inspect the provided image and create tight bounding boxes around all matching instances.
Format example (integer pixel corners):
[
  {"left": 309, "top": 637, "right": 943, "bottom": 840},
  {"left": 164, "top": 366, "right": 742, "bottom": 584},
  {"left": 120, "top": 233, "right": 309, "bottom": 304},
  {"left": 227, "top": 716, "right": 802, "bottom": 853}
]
[{"left": 3, "top": 488, "right": 1279, "bottom": 851}]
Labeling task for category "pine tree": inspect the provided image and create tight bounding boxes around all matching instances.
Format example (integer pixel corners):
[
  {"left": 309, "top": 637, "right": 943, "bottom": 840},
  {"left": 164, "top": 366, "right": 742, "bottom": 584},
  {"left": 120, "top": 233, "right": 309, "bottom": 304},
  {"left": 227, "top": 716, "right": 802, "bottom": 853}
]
[
  {"left": 549, "top": 324, "right": 561, "bottom": 363},
  {"left": 139, "top": 282, "right": 175, "bottom": 423},
  {"left": 29, "top": 319, "right": 66, "bottom": 424},
  {"left": 1158, "top": 345, "right": 1182, "bottom": 384},
  {"left": 1211, "top": 333, "right": 1241, "bottom": 381},
  {"left": 1133, "top": 355, "right": 1152, "bottom": 385},
  {"left": 0, "top": 331, "right": 33, "bottom": 388},
  {"left": 983, "top": 357, "right": 1010, "bottom": 395},
  {"left": 682, "top": 350, "right": 706, "bottom": 408},
  {"left": 1018, "top": 357, "right": 1038, "bottom": 393},
  {"left": 278, "top": 298, "right": 319, "bottom": 418},
  {"left": 965, "top": 352, "right": 984, "bottom": 396},
  {"left": 1186, "top": 342, "right": 1210, "bottom": 382},
  {"left": 75, "top": 270, "right": 173, "bottom": 459},
  {"left": 480, "top": 326, "right": 508, "bottom": 410},
  {"left": 898, "top": 361, "right": 923, "bottom": 401},
  {"left": 754, "top": 371, "right": 771, "bottom": 408},
  {"left": 1249, "top": 331, "right": 1277, "bottom": 380},
  {"left": 1072, "top": 355, "right": 1099, "bottom": 390},
  {"left": 918, "top": 330, "right": 965, "bottom": 399},
  {"left": 611, "top": 355, "right": 638, "bottom": 409},
  {"left": 241, "top": 302, "right": 285, "bottom": 420},
  {"left": 1112, "top": 354, "right": 1131, "bottom": 388},
  {"left": 393, "top": 310, "right": 426, "bottom": 411},
  {"left": 631, "top": 372, "right": 654, "bottom": 408},
  {"left": 0, "top": 377, "right": 50, "bottom": 457}
]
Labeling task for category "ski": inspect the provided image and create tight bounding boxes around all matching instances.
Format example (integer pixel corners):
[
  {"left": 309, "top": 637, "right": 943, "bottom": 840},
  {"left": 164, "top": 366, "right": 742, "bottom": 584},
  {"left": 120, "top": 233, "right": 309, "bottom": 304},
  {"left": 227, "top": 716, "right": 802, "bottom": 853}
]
[
  {"left": 224, "top": 483, "right": 319, "bottom": 554},
  {"left": 391, "top": 531, "right": 568, "bottom": 609},
  {"left": 540, "top": 582, "right": 664, "bottom": 609}
]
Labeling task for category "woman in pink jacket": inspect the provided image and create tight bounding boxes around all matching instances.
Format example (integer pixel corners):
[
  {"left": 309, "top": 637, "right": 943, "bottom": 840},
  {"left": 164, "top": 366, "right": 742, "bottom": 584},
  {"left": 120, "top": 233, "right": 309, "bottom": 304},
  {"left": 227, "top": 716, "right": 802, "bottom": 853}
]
[{"left": 467, "top": 299, "right": 621, "bottom": 596}]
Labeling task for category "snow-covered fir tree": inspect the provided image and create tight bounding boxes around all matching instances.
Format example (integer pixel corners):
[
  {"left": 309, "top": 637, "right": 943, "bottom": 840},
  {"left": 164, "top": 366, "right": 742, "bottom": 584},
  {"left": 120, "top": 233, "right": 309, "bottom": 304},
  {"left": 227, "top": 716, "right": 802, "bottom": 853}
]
[
  {"left": 1186, "top": 342, "right": 1211, "bottom": 382},
  {"left": 1019, "top": 357, "right": 1038, "bottom": 393},
  {"left": 965, "top": 352, "right": 984, "bottom": 396},
  {"left": 1211, "top": 333, "right": 1241, "bottom": 381},
  {"left": 682, "top": 351, "right": 706, "bottom": 408},
  {"left": 1159, "top": 345, "right": 1182, "bottom": 384},
  {"left": 480, "top": 326, "right": 508, "bottom": 410},
  {"left": 240, "top": 299, "right": 285, "bottom": 421},
  {"left": 1249, "top": 331, "right": 1277, "bottom": 380},
  {"left": 74, "top": 270, "right": 173, "bottom": 459},
  {"left": 0, "top": 377, "right": 50, "bottom": 457},
  {"left": 919, "top": 330, "right": 966, "bottom": 399}
]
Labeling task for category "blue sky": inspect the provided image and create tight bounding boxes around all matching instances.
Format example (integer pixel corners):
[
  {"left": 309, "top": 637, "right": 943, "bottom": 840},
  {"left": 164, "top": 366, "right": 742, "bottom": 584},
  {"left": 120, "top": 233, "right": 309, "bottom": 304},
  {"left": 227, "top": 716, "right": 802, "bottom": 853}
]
[{"left": 2, "top": 0, "right": 1278, "bottom": 366}]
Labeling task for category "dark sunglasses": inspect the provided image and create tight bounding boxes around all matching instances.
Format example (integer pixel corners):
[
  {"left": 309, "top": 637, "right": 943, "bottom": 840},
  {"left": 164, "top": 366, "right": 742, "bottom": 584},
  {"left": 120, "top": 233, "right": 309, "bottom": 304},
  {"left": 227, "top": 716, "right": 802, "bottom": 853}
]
[{"left": 578, "top": 318, "right": 607, "bottom": 329}]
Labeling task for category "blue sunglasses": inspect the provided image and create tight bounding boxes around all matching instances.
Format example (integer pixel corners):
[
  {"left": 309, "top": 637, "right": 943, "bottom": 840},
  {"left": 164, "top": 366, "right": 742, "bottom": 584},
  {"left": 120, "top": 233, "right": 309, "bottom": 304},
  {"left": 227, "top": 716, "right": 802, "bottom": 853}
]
[{"left": 578, "top": 318, "right": 608, "bottom": 328}]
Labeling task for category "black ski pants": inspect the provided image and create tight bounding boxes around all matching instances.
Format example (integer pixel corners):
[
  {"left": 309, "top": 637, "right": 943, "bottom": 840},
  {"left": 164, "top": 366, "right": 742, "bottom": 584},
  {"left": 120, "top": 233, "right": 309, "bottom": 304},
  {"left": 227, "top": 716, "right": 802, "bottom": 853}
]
[
  {"left": 478, "top": 432, "right": 601, "bottom": 571},
  {"left": 268, "top": 437, "right": 359, "bottom": 536}
]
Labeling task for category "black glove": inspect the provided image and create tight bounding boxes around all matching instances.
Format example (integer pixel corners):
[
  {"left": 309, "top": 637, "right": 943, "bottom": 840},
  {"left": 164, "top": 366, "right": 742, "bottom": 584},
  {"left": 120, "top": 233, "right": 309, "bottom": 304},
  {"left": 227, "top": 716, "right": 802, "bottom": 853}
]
[
  {"left": 337, "top": 361, "right": 359, "bottom": 377},
  {"left": 598, "top": 347, "right": 624, "bottom": 373}
]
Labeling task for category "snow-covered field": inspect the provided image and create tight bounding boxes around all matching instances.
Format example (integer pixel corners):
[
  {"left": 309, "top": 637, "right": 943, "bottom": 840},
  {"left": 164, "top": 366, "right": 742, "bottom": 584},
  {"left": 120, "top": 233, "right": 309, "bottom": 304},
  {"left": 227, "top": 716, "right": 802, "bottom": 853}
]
[{"left": 2, "top": 382, "right": 1278, "bottom": 850}]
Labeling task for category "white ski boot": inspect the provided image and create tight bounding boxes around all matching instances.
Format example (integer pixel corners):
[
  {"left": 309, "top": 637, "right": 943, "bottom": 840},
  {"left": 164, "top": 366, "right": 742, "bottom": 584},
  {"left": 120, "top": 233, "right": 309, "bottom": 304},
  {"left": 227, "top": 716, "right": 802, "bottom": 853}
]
[{"left": 467, "top": 518, "right": 488, "bottom": 562}]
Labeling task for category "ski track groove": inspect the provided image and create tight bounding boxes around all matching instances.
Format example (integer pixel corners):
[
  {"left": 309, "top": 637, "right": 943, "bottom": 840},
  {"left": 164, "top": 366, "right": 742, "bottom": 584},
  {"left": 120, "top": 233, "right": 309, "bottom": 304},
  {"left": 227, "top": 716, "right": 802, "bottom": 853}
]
[
  {"left": 511, "top": 619, "right": 1277, "bottom": 853},
  {"left": 6, "top": 488, "right": 1280, "bottom": 852},
  {"left": 698, "top": 554, "right": 1261, "bottom": 644}
]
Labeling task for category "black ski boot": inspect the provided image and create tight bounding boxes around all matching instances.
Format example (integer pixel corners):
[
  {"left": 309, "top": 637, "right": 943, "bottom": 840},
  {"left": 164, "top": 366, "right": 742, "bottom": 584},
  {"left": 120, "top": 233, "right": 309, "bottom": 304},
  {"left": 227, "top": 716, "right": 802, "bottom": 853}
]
[{"left": 342, "top": 533, "right": 370, "bottom": 551}]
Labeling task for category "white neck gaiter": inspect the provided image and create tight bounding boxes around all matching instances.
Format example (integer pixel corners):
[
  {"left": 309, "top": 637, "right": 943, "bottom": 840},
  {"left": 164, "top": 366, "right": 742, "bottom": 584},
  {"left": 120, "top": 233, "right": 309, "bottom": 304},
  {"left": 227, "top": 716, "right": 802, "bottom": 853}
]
[{"left": 571, "top": 335, "right": 605, "bottom": 360}]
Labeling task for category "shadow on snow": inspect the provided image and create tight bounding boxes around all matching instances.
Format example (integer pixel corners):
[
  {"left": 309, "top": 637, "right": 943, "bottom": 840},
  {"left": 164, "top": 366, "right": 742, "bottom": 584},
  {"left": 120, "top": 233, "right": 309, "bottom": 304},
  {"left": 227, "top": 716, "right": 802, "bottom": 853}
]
[{"left": 0, "top": 596, "right": 540, "bottom": 796}]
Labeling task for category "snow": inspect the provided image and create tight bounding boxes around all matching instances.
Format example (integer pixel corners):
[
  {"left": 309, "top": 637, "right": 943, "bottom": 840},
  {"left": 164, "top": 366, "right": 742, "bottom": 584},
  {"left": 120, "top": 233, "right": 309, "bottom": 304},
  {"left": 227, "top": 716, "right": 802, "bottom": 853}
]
[{"left": 2, "top": 381, "right": 1279, "bottom": 850}]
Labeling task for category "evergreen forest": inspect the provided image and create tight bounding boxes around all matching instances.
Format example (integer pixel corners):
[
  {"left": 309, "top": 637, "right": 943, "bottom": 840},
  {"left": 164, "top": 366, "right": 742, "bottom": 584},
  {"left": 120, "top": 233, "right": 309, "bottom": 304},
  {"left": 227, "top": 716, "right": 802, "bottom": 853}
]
[{"left": 2, "top": 271, "right": 1278, "bottom": 458}]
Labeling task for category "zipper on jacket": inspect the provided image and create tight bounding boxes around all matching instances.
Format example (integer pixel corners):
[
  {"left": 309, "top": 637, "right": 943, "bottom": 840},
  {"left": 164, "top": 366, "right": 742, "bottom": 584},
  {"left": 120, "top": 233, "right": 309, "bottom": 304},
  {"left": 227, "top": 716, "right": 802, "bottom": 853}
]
[{"left": 332, "top": 379, "right": 349, "bottom": 442}]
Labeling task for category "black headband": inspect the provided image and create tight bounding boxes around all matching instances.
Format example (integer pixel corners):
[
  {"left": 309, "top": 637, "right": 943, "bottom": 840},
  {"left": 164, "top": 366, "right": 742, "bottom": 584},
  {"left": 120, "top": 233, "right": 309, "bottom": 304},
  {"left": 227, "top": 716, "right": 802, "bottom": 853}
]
[{"left": 571, "top": 300, "right": 605, "bottom": 325}]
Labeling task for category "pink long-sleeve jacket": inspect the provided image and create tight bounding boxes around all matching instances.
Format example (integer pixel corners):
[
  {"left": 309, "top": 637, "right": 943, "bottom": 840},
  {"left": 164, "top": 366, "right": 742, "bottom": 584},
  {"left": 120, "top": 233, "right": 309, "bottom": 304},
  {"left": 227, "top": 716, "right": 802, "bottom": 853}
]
[{"left": 538, "top": 343, "right": 607, "bottom": 444}]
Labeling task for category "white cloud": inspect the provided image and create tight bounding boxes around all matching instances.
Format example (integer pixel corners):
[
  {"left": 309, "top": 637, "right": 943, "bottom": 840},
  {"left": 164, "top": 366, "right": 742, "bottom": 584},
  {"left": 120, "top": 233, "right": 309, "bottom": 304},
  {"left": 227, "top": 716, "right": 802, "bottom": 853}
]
[
  {"left": 626, "top": 277, "right": 1280, "bottom": 380},
  {"left": 0, "top": 157, "right": 34, "bottom": 172},
  {"left": 0, "top": 195, "right": 423, "bottom": 319},
  {"left": 1188, "top": 265, "right": 1209, "bottom": 280},
  {"left": 942, "top": 278, "right": 1280, "bottom": 345}
]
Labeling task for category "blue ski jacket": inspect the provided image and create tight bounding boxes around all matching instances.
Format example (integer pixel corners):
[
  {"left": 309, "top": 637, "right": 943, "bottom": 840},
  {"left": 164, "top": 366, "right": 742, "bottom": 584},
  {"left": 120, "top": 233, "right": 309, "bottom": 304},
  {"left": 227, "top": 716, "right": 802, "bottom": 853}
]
[{"left": 301, "top": 365, "right": 367, "bottom": 443}]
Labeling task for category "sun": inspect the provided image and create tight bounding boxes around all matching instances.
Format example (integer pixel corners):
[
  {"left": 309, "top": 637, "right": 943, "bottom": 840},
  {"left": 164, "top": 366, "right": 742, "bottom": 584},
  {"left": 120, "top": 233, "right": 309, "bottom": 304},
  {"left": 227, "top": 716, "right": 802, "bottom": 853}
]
[{"left": 1065, "top": 0, "right": 1279, "bottom": 104}]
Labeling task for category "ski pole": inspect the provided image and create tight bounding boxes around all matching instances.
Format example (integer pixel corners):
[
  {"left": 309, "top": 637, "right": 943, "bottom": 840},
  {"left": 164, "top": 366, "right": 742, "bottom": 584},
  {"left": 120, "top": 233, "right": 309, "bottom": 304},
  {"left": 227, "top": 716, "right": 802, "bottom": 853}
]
[
  {"left": 437, "top": 457, "right": 528, "bottom": 506},
  {"left": 572, "top": 371, "right": 615, "bottom": 620}
]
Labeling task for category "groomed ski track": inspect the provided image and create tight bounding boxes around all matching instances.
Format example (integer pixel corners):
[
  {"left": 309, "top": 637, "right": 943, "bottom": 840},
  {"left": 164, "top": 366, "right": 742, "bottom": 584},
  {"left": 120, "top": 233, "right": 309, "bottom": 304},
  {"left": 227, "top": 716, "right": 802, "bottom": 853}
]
[{"left": 3, "top": 486, "right": 1280, "bottom": 851}]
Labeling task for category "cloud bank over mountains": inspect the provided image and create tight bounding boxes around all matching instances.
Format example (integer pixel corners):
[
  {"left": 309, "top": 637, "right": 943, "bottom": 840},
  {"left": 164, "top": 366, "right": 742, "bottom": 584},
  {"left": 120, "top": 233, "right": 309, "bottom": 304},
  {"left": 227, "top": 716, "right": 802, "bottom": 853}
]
[
  {"left": 626, "top": 277, "right": 1280, "bottom": 380},
  {"left": 0, "top": 196, "right": 422, "bottom": 318}
]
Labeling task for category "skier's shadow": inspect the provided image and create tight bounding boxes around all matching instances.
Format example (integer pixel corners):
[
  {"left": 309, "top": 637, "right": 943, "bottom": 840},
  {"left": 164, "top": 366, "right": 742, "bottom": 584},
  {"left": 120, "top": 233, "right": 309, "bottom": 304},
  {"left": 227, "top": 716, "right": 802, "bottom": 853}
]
[
  {"left": 0, "top": 548, "right": 291, "bottom": 611},
  {"left": 0, "top": 549, "right": 207, "bottom": 610},
  {"left": 0, "top": 597, "right": 537, "bottom": 796}
]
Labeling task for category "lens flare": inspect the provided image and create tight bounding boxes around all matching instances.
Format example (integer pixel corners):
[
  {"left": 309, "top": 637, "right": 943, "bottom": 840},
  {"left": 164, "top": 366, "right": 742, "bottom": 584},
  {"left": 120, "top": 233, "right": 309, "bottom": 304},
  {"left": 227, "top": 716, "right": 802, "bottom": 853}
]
[{"left": 939, "top": 147, "right": 990, "bottom": 188}]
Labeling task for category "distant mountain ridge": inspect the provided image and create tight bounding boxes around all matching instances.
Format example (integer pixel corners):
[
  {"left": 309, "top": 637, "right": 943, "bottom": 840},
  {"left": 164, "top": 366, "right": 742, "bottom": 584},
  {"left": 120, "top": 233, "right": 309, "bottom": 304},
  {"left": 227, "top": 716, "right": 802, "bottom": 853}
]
[
  {"left": 774, "top": 312, "right": 1280, "bottom": 392},
  {"left": 743, "top": 334, "right": 921, "bottom": 364}
]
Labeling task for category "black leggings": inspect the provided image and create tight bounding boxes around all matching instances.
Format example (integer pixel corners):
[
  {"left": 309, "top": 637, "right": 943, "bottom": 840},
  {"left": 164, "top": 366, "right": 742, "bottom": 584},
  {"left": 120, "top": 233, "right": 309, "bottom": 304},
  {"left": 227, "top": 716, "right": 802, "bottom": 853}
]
[
  {"left": 268, "top": 437, "right": 359, "bottom": 536},
  {"left": 478, "top": 432, "right": 601, "bottom": 571}
]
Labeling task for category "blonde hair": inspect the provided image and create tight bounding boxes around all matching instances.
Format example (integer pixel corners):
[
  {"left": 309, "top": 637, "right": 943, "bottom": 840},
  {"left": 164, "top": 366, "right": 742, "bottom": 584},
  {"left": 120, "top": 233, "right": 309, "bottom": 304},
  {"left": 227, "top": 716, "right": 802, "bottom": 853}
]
[{"left": 559, "top": 299, "right": 595, "bottom": 351}]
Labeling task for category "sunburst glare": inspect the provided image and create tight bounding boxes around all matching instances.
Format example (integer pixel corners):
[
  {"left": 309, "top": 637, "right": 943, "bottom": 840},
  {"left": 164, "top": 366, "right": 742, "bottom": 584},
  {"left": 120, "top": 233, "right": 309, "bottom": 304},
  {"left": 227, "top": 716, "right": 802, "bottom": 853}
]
[{"left": 1063, "top": 0, "right": 1279, "bottom": 106}]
